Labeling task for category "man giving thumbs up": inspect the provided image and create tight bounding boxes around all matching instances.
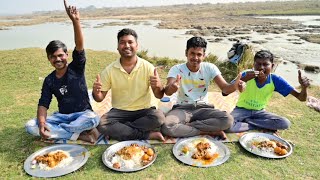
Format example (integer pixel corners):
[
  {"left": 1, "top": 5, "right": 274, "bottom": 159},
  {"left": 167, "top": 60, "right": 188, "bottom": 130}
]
[
  {"left": 92, "top": 28, "right": 165, "bottom": 141},
  {"left": 228, "top": 50, "right": 310, "bottom": 133},
  {"left": 162, "top": 37, "right": 244, "bottom": 139}
]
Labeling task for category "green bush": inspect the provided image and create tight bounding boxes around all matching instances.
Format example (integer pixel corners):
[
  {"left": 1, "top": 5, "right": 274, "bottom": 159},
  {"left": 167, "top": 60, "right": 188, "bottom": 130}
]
[
  {"left": 137, "top": 46, "right": 255, "bottom": 83},
  {"left": 137, "top": 49, "right": 150, "bottom": 60},
  {"left": 215, "top": 45, "right": 255, "bottom": 82},
  {"left": 204, "top": 53, "right": 219, "bottom": 64},
  {"left": 137, "top": 50, "right": 184, "bottom": 67}
]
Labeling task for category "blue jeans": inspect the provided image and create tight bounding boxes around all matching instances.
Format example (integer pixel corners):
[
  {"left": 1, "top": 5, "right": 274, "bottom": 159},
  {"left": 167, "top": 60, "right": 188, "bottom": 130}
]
[
  {"left": 227, "top": 107, "right": 291, "bottom": 133},
  {"left": 25, "top": 110, "right": 100, "bottom": 140}
]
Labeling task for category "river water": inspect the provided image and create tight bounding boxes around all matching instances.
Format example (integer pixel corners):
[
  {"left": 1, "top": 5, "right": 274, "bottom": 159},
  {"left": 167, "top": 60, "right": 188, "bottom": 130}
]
[{"left": 0, "top": 16, "right": 319, "bottom": 86}]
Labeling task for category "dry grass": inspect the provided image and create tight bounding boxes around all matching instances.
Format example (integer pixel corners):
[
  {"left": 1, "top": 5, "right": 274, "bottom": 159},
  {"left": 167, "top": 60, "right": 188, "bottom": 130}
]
[{"left": 1, "top": 0, "right": 319, "bottom": 29}]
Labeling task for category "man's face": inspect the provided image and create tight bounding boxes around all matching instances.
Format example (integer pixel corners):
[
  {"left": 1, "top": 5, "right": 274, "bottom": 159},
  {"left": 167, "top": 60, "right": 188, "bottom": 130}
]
[
  {"left": 48, "top": 48, "right": 68, "bottom": 70},
  {"left": 254, "top": 58, "right": 274, "bottom": 78},
  {"left": 185, "top": 47, "right": 206, "bottom": 70},
  {"left": 117, "top": 35, "right": 138, "bottom": 58}
]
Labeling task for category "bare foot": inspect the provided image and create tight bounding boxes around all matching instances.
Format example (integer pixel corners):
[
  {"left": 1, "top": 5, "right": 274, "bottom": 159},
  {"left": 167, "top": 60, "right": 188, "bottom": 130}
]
[
  {"left": 88, "top": 128, "right": 100, "bottom": 140},
  {"left": 78, "top": 128, "right": 100, "bottom": 144},
  {"left": 200, "top": 130, "right": 227, "bottom": 140},
  {"left": 149, "top": 131, "right": 165, "bottom": 142}
]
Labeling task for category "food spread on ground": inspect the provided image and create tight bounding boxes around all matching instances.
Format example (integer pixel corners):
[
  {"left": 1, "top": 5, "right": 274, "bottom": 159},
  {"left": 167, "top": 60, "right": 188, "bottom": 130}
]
[
  {"left": 180, "top": 138, "right": 219, "bottom": 165},
  {"left": 31, "top": 150, "right": 73, "bottom": 170},
  {"left": 249, "top": 136, "right": 289, "bottom": 156},
  {"left": 110, "top": 143, "right": 155, "bottom": 169}
]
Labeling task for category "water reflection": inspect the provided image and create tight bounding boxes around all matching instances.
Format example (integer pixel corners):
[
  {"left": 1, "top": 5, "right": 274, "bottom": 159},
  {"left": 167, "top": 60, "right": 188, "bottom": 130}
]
[{"left": 0, "top": 19, "right": 190, "bottom": 60}]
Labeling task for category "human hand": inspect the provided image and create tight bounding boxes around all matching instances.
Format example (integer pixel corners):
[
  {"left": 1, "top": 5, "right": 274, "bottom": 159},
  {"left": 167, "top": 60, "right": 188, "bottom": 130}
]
[
  {"left": 234, "top": 73, "right": 246, "bottom": 92},
  {"left": 39, "top": 123, "right": 50, "bottom": 139},
  {"left": 150, "top": 68, "right": 162, "bottom": 89},
  {"left": 298, "top": 70, "right": 310, "bottom": 88},
  {"left": 64, "top": 0, "right": 80, "bottom": 21},
  {"left": 238, "top": 80, "right": 246, "bottom": 93},
  {"left": 93, "top": 74, "right": 102, "bottom": 93},
  {"left": 170, "top": 74, "right": 181, "bottom": 92},
  {"left": 257, "top": 70, "right": 267, "bottom": 80},
  {"left": 246, "top": 70, "right": 260, "bottom": 79}
]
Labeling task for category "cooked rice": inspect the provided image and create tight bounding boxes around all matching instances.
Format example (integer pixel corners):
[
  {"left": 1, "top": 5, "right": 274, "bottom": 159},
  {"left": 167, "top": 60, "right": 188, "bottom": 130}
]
[
  {"left": 110, "top": 145, "right": 147, "bottom": 169},
  {"left": 36, "top": 150, "right": 73, "bottom": 170},
  {"left": 182, "top": 138, "right": 218, "bottom": 157},
  {"left": 249, "top": 136, "right": 274, "bottom": 153}
]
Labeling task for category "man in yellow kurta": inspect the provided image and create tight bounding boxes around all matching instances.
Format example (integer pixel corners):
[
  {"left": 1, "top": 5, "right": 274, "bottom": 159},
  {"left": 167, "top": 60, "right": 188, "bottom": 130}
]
[{"left": 92, "top": 28, "right": 165, "bottom": 141}]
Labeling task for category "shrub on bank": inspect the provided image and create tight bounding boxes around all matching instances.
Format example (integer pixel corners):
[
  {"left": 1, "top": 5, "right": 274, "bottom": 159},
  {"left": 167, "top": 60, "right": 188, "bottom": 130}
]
[{"left": 138, "top": 45, "right": 255, "bottom": 83}]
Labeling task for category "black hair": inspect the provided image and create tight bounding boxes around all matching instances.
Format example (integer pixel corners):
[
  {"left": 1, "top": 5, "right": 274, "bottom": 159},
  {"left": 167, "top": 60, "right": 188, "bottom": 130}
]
[
  {"left": 186, "top": 36, "right": 207, "bottom": 52},
  {"left": 254, "top": 50, "right": 274, "bottom": 63},
  {"left": 45, "top": 40, "right": 67, "bottom": 58},
  {"left": 117, "top": 28, "right": 138, "bottom": 42}
]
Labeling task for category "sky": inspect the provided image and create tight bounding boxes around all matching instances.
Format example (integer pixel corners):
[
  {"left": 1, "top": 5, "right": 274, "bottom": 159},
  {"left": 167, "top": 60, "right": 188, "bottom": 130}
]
[{"left": 0, "top": 0, "right": 296, "bottom": 16}]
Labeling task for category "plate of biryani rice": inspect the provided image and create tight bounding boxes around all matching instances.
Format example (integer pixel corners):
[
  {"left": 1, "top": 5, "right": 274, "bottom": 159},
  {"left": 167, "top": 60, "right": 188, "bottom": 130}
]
[
  {"left": 102, "top": 141, "right": 157, "bottom": 172},
  {"left": 24, "top": 144, "right": 89, "bottom": 177},
  {"left": 239, "top": 132, "right": 293, "bottom": 158},
  {"left": 172, "top": 136, "right": 230, "bottom": 167}
]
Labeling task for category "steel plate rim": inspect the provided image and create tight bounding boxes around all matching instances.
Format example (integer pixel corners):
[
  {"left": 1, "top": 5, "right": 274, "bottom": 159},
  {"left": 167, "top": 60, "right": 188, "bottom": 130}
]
[
  {"left": 102, "top": 140, "right": 157, "bottom": 172},
  {"left": 239, "top": 132, "right": 293, "bottom": 159},
  {"left": 24, "top": 144, "right": 89, "bottom": 178},
  {"left": 172, "top": 136, "right": 230, "bottom": 167}
]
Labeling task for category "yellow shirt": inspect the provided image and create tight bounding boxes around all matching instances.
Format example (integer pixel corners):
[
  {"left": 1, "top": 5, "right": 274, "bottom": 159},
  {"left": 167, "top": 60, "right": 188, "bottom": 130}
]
[{"left": 100, "top": 57, "right": 157, "bottom": 111}]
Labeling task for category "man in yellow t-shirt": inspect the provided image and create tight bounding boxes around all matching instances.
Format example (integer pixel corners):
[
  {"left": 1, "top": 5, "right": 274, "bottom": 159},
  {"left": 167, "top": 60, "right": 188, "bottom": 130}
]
[{"left": 92, "top": 28, "right": 165, "bottom": 141}]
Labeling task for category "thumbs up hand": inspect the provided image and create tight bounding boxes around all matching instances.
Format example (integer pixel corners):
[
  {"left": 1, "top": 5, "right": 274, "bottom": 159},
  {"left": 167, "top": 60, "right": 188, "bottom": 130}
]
[
  {"left": 170, "top": 74, "right": 181, "bottom": 92},
  {"left": 298, "top": 70, "right": 310, "bottom": 88},
  {"left": 234, "top": 73, "right": 246, "bottom": 93},
  {"left": 150, "top": 68, "right": 162, "bottom": 89},
  {"left": 93, "top": 74, "right": 102, "bottom": 93},
  {"left": 165, "top": 74, "right": 182, "bottom": 96}
]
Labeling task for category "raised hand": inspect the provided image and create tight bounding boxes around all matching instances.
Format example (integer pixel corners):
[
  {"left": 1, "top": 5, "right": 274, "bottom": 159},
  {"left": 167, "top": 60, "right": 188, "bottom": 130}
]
[
  {"left": 234, "top": 73, "right": 246, "bottom": 92},
  {"left": 93, "top": 74, "right": 102, "bottom": 93},
  {"left": 64, "top": 0, "right": 80, "bottom": 21},
  {"left": 246, "top": 70, "right": 260, "bottom": 79},
  {"left": 64, "top": 0, "right": 83, "bottom": 50},
  {"left": 298, "top": 70, "right": 310, "bottom": 88},
  {"left": 150, "top": 68, "right": 162, "bottom": 89},
  {"left": 170, "top": 74, "right": 181, "bottom": 92},
  {"left": 92, "top": 74, "right": 106, "bottom": 102},
  {"left": 257, "top": 70, "right": 267, "bottom": 80}
]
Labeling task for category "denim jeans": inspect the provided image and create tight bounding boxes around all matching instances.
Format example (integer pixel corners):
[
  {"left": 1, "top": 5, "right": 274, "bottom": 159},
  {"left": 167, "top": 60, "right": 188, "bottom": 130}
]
[
  {"left": 25, "top": 110, "right": 100, "bottom": 140},
  {"left": 227, "top": 107, "right": 291, "bottom": 133}
]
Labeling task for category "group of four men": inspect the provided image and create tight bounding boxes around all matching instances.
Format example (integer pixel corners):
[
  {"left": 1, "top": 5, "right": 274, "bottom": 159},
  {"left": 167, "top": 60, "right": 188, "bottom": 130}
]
[{"left": 25, "top": 0, "right": 310, "bottom": 143}]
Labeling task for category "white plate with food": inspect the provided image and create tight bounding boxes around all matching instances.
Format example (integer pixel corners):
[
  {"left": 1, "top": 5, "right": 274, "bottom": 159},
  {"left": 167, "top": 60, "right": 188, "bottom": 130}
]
[
  {"left": 239, "top": 132, "right": 293, "bottom": 158},
  {"left": 24, "top": 144, "right": 89, "bottom": 178},
  {"left": 102, "top": 141, "right": 157, "bottom": 172},
  {"left": 172, "top": 136, "right": 230, "bottom": 167}
]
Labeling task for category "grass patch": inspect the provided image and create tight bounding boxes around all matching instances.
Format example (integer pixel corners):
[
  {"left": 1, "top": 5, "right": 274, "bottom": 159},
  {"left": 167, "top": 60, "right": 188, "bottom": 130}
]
[{"left": 0, "top": 48, "right": 319, "bottom": 179}]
